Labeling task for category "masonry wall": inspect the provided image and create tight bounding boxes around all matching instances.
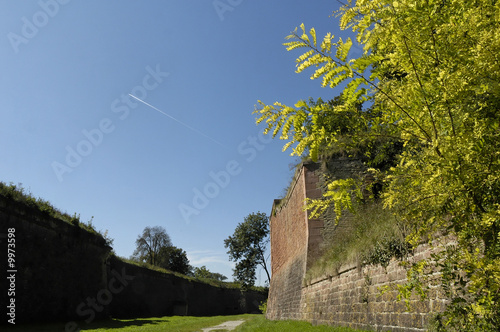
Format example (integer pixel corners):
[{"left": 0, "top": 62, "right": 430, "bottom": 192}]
[
  {"left": 301, "top": 243, "right": 446, "bottom": 331},
  {"left": 108, "top": 257, "right": 267, "bottom": 318},
  {"left": 267, "top": 165, "right": 308, "bottom": 321},
  {"left": 267, "top": 161, "right": 446, "bottom": 331},
  {"left": 0, "top": 194, "right": 111, "bottom": 324},
  {"left": 0, "top": 193, "right": 267, "bottom": 326}
]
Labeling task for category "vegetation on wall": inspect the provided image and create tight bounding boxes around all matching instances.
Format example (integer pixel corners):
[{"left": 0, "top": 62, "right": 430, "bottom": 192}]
[
  {"left": 0, "top": 181, "right": 113, "bottom": 247},
  {"left": 117, "top": 255, "right": 267, "bottom": 293},
  {"left": 304, "top": 201, "right": 410, "bottom": 284},
  {"left": 193, "top": 265, "right": 228, "bottom": 282},
  {"left": 255, "top": 1, "right": 500, "bottom": 330}
]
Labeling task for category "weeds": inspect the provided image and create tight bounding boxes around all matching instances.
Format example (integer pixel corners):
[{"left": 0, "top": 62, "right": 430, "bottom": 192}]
[
  {"left": 305, "top": 202, "right": 410, "bottom": 282},
  {"left": 0, "top": 181, "right": 113, "bottom": 247}
]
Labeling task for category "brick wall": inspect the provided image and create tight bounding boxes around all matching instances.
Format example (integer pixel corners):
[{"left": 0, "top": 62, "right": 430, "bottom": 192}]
[
  {"left": 267, "top": 163, "right": 309, "bottom": 320},
  {"left": 267, "top": 160, "right": 446, "bottom": 331}
]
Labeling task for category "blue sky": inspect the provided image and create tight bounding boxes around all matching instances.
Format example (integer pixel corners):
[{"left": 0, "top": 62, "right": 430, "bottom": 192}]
[{"left": 0, "top": 1, "right": 353, "bottom": 285}]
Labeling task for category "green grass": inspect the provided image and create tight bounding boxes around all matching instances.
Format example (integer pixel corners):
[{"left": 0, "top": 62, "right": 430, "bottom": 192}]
[
  {"left": 235, "top": 315, "right": 365, "bottom": 332},
  {"left": 5, "top": 314, "right": 254, "bottom": 332},
  {"left": 305, "top": 201, "right": 407, "bottom": 283},
  {"left": 5, "top": 315, "right": 366, "bottom": 332},
  {"left": 0, "top": 181, "right": 109, "bottom": 243}
]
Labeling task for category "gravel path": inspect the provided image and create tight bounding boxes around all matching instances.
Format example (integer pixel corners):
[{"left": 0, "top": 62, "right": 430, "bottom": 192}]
[{"left": 201, "top": 319, "right": 246, "bottom": 331}]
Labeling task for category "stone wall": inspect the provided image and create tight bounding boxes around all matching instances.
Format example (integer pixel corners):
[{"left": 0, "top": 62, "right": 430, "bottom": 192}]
[
  {"left": 108, "top": 256, "right": 267, "bottom": 318},
  {"left": 0, "top": 194, "right": 111, "bottom": 324},
  {"left": 301, "top": 243, "right": 445, "bottom": 331},
  {"left": 0, "top": 193, "right": 267, "bottom": 326},
  {"left": 267, "top": 160, "right": 445, "bottom": 331}
]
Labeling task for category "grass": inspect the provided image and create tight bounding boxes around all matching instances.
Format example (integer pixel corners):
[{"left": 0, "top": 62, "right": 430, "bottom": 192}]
[
  {"left": 305, "top": 201, "right": 407, "bottom": 283},
  {"left": 235, "top": 315, "right": 365, "bottom": 332},
  {"left": 5, "top": 315, "right": 367, "bottom": 332},
  {"left": 0, "top": 181, "right": 110, "bottom": 243},
  {"left": 5, "top": 315, "right": 253, "bottom": 332}
]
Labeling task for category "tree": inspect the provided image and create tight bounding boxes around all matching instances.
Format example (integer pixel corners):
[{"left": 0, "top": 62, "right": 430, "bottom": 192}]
[
  {"left": 224, "top": 212, "right": 270, "bottom": 288},
  {"left": 193, "top": 266, "right": 227, "bottom": 282},
  {"left": 158, "top": 246, "right": 192, "bottom": 275},
  {"left": 255, "top": 1, "right": 500, "bottom": 330},
  {"left": 132, "top": 226, "right": 172, "bottom": 266}
]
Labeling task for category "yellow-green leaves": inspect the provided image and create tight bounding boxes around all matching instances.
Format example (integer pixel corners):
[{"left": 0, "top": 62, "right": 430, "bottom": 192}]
[
  {"left": 336, "top": 37, "right": 352, "bottom": 62},
  {"left": 305, "top": 178, "right": 361, "bottom": 223},
  {"left": 283, "top": 24, "right": 372, "bottom": 92},
  {"left": 257, "top": 1, "right": 500, "bottom": 328},
  {"left": 309, "top": 27, "right": 317, "bottom": 47}
]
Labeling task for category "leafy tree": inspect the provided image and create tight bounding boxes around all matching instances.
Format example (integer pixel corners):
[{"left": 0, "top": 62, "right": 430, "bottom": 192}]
[
  {"left": 158, "top": 245, "right": 192, "bottom": 275},
  {"left": 224, "top": 212, "right": 270, "bottom": 288},
  {"left": 193, "top": 265, "right": 227, "bottom": 281},
  {"left": 132, "top": 226, "right": 172, "bottom": 266},
  {"left": 255, "top": 1, "right": 500, "bottom": 330}
]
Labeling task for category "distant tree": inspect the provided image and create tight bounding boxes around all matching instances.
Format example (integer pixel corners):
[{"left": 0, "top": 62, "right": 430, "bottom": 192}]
[
  {"left": 193, "top": 265, "right": 227, "bottom": 281},
  {"left": 132, "top": 226, "right": 172, "bottom": 266},
  {"left": 158, "top": 245, "right": 192, "bottom": 275},
  {"left": 224, "top": 212, "right": 270, "bottom": 288}
]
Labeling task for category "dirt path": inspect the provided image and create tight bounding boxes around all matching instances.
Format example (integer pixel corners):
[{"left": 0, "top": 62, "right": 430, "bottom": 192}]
[{"left": 201, "top": 319, "right": 246, "bottom": 331}]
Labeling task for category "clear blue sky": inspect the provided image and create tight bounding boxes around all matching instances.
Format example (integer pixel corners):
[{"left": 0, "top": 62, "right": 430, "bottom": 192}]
[{"left": 0, "top": 1, "right": 353, "bottom": 284}]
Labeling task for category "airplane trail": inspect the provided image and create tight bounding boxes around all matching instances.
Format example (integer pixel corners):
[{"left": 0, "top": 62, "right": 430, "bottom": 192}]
[{"left": 128, "top": 94, "right": 226, "bottom": 148}]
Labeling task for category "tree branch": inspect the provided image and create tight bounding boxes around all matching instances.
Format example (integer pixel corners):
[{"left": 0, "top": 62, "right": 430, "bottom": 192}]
[{"left": 291, "top": 32, "right": 433, "bottom": 143}]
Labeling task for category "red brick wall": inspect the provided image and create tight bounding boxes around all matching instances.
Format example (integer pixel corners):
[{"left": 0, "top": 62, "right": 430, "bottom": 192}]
[
  {"left": 267, "top": 164, "right": 309, "bottom": 320},
  {"left": 303, "top": 163, "right": 324, "bottom": 269}
]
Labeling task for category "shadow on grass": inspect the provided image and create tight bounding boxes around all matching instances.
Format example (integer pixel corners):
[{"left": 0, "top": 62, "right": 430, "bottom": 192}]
[
  {"left": 80, "top": 317, "right": 167, "bottom": 330},
  {"left": 3, "top": 318, "right": 167, "bottom": 332}
]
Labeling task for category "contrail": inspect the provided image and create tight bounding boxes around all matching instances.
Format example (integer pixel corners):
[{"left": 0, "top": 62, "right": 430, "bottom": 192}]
[{"left": 128, "top": 94, "right": 226, "bottom": 148}]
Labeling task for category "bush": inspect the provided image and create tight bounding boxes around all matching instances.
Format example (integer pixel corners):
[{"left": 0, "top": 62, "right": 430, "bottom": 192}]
[{"left": 259, "top": 300, "right": 267, "bottom": 314}]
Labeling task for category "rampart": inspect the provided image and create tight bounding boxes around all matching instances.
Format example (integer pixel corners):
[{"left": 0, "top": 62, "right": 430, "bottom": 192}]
[
  {"left": 0, "top": 193, "right": 266, "bottom": 326},
  {"left": 267, "top": 160, "right": 446, "bottom": 331},
  {"left": 108, "top": 256, "right": 266, "bottom": 318},
  {"left": 0, "top": 193, "right": 111, "bottom": 324}
]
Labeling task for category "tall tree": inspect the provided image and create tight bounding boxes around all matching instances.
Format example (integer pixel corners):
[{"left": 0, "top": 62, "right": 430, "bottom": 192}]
[
  {"left": 224, "top": 212, "right": 270, "bottom": 288},
  {"left": 157, "top": 245, "right": 192, "bottom": 275},
  {"left": 255, "top": 1, "right": 500, "bottom": 330},
  {"left": 193, "top": 266, "right": 227, "bottom": 281},
  {"left": 132, "top": 226, "right": 172, "bottom": 266}
]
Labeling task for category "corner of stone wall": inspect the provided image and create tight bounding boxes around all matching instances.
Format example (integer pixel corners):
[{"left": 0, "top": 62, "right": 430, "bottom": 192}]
[{"left": 267, "top": 157, "right": 449, "bottom": 331}]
